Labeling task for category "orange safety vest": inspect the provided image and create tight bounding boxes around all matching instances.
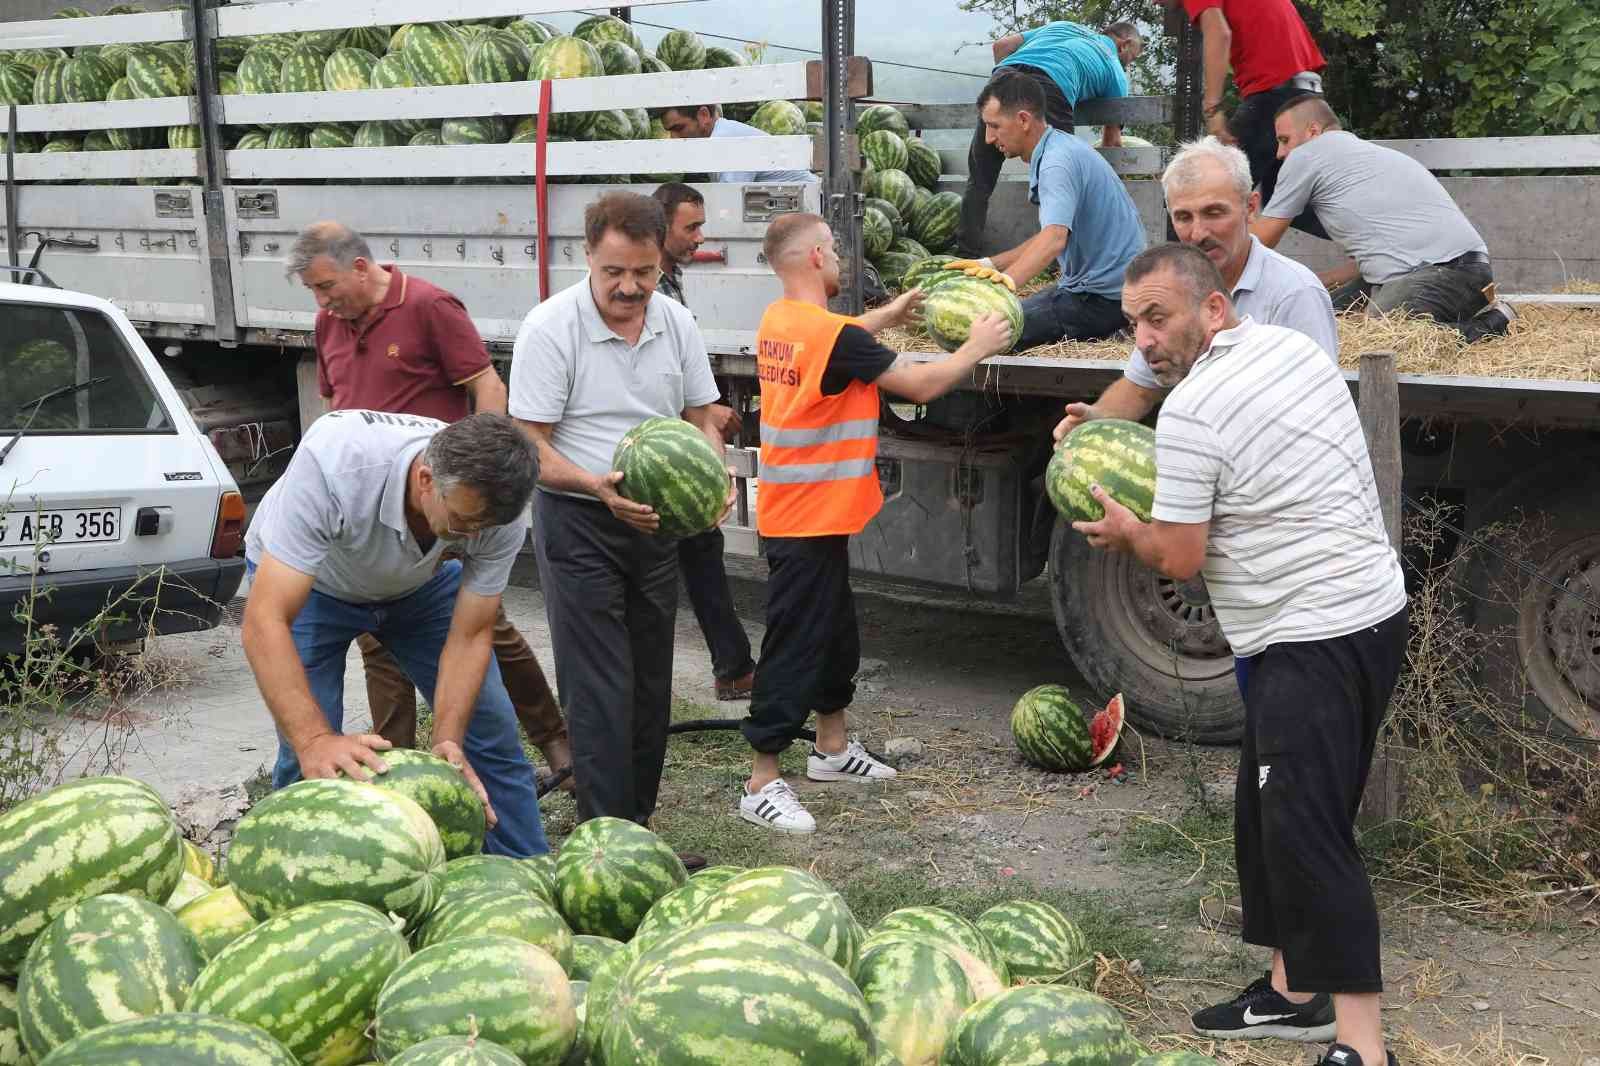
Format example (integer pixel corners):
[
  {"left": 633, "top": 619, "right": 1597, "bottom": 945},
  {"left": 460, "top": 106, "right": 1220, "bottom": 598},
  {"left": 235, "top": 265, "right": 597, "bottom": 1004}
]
[{"left": 755, "top": 298, "right": 883, "bottom": 537}]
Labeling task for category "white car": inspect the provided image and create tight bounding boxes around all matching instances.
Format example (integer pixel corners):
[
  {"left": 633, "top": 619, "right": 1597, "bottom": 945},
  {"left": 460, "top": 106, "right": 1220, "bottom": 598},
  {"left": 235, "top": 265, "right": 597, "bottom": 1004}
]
[{"left": 0, "top": 269, "right": 246, "bottom": 655}]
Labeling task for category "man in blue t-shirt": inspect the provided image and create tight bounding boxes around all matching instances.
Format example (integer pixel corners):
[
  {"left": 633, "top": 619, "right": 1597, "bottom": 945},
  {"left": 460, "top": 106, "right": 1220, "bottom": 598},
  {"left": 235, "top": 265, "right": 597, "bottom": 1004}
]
[
  {"left": 959, "top": 20, "right": 1143, "bottom": 255},
  {"left": 947, "top": 69, "right": 1146, "bottom": 351}
]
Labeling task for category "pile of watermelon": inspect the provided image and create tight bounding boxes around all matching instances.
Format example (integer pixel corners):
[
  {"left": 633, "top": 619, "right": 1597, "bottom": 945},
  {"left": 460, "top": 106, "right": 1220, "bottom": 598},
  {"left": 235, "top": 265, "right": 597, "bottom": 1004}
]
[
  {"left": 853, "top": 102, "right": 961, "bottom": 285},
  {"left": 0, "top": 761, "right": 1213, "bottom": 1066}
]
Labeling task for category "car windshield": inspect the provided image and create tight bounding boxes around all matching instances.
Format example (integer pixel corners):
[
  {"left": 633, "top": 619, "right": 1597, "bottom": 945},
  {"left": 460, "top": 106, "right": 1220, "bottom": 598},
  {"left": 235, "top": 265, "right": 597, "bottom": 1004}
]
[{"left": 1, "top": 302, "right": 173, "bottom": 434}]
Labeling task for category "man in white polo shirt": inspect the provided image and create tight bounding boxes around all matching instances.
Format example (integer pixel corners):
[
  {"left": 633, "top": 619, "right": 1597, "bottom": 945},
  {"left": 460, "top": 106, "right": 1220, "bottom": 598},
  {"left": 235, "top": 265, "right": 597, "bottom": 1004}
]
[
  {"left": 1055, "top": 136, "right": 1336, "bottom": 438},
  {"left": 509, "top": 192, "right": 728, "bottom": 844},
  {"left": 656, "top": 104, "right": 818, "bottom": 184},
  {"left": 241, "top": 410, "right": 549, "bottom": 857},
  {"left": 1074, "top": 243, "right": 1408, "bottom": 1066}
]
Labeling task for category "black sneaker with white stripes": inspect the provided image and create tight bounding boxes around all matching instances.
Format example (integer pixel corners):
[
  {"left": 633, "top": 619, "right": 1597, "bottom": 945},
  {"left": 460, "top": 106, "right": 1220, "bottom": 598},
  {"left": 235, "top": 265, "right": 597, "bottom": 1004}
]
[
  {"left": 1315, "top": 1043, "right": 1399, "bottom": 1066},
  {"left": 806, "top": 739, "right": 897, "bottom": 782},
  {"left": 1190, "top": 972, "right": 1336, "bottom": 1041},
  {"left": 738, "top": 778, "right": 816, "bottom": 833}
]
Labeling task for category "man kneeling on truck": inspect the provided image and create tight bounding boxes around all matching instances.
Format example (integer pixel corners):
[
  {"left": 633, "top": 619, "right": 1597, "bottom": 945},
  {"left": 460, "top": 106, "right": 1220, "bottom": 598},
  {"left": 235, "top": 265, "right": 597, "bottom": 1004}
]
[{"left": 241, "top": 410, "right": 549, "bottom": 857}]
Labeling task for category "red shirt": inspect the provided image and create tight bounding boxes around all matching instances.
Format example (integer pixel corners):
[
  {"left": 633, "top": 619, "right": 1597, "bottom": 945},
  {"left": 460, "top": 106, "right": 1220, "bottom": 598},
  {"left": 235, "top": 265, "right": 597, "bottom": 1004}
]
[
  {"left": 315, "top": 266, "right": 492, "bottom": 424},
  {"left": 1184, "top": 0, "right": 1325, "bottom": 97}
]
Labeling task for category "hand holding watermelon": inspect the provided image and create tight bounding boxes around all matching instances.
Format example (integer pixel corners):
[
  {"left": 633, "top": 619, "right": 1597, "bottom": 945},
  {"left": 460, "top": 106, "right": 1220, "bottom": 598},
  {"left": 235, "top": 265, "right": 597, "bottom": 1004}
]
[
  {"left": 298, "top": 731, "right": 391, "bottom": 782},
  {"left": 594, "top": 469, "right": 661, "bottom": 533},
  {"left": 1071, "top": 482, "right": 1142, "bottom": 551},
  {"left": 432, "top": 739, "right": 498, "bottom": 829},
  {"left": 1054, "top": 401, "right": 1096, "bottom": 442},
  {"left": 944, "top": 258, "right": 1017, "bottom": 292}
]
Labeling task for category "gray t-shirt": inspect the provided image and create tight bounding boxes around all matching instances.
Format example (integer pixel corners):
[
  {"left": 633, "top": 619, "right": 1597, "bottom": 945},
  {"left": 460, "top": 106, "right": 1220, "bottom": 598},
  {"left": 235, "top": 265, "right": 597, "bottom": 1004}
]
[
  {"left": 507, "top": 278, "right": 720, "bottom": 495},
  {"left": 1263, "top": 130, "right": 1487, "bottom": 284},
  {"left": 1125, "top": 236, "right": 1338, "bottom": 388},
  {"left": 244, "top": 410, "right": 527, "bottom": 603}
]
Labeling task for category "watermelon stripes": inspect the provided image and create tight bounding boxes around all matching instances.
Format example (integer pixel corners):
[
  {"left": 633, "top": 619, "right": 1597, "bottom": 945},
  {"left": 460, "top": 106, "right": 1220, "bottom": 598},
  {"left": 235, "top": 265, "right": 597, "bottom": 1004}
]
[
  {"left": 1048, "top": 418, "right": 1157, "bottom": 524},
  {"left": 610, "top": 418, "right": 730, "bottom": 541},
  {"left": 690, "top": 866, "right": 861, "bottom": 972},
  {"left": 941, "top": 985, "right": 1143, "bottom": 1066},
  {"left": 976, "top": 900, "right": 1094, "bottom": 987},
  {"left": 555, "top": 817, "right": 687, "bottom": 940},
  {"left": 35, "top": 1013, "right": 299, "bottom": 1066},
  {"left": 415, "top": 887, "right": 574, "bottom": 972}
]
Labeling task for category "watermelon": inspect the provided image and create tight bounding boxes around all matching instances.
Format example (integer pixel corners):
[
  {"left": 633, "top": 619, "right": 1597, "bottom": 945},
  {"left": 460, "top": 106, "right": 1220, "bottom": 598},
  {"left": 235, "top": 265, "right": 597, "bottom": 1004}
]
[
  {"left": 165, "top": 871, "right": 215, "bottom": 912},
  {"left": 235, "top": 46, "right": 283, "bottom": 94},
  {"left": 17, "top": 894, "right": 204, "bottom": 1060},
  {"left": 1047, "top": 419, "right": 1155, "bottom": 524},
  {"left": 924, "top": 274, "right": 1024, "bottom": 353},
  {"left": 438, "top": 853, "right": 554, "bottom": 909},
  {"left": 264, "top": 125, "right": 308, "bottom": 150},
  {"left": 565, "top": 981, "right": 589, "bottom": 1066},
  {"left": 555, "top": 816, "right": 687, "bottom": 940},
  {"left": 521, "top": 854, "right": 559, "bottom": 904},
  {"left": 858, "top": 103, "right": 912, "bottom": 139},
  {"left": 337, "top": 25, "right": 392, "bottom": 55},
  {"left": 859, "top": 930, "right": 1005, "bottom": 1005},
  {"left": 939, "top": 985, "right": 1142, "bottom": 1066},
  {"left": 467, "top": 30, "right": 532, "bottom": 84},
  {"left": 372, "top": 936, "right": 576, "bottom": 1064},
  {"left": 224, "top": 778, "right": 444, "bottom": 930},
  {"left": 408, "top": 128, "right": 444, "bottom": 146},
  {"left": 628, "top": 869, "right": 738, "bottom": 953},
  {"left": 308, "top": 123, "right": 357, "bottom": 149},
  {"left": 975, "top": 900, "right": 1093, "bottom": 987},
  {"left": 891, "top": 236, "right": 931, "bottom": 260},
  {"left": 875, "top": 252, "right": 921, "bottom": 291},
  {"left": 911, "top": 184, "right": 936, "bottom": 218},
  {"left": 97, "top": 41, "right": 138, "bottom": 77},
  {"left": 362, "top": 749, "right": 488, "bottom": 860},
  {"left": 567, "top": 935, "right": 624, "bottom": 981},
  {"left": 601, "top": 923, "right": 875, "bottom": 1066},
  {"left": 0, "top": 980, "right": 21, "bottom": 1066},
  {"left": 51, "top": 6, "right": 91, "bottom": 17},
  {"left": 529, "top": 37, "right": 606, "bottom": 139},
  {"left": 856, "top": 938, "right": 977, "bottom": 1066},
  {"left": 0, "top": 62, "right": 33, "bottom": 105},
  {"left": 0, "top": 132, "right": 40, "bottom": 155},
  {"left": 176, "top": 886, "right": 258, "bottom": 961},
  {"left": 862, "top": 205, "right": 894, "bottom": 262},
  {"left": 105, "top": 78, "right": 156, "bottom": 150},
  {"left": 34, "top": 1013, "right": 298, "bottom": 1066},
  {"left": 232, "top": 130, "right": 269, "bottom": 150},
  {"left": 905, "top": 137, "right": 943, "bottom": 189},
  {"left": 639, "top": 54, "right": 670, "bottom": 75},
  {"left": 323, "top": 47, "right": 379, "bottom": 91},
  {"left": 181, "top": 840, "right": 219, "bottom": 886},
  {"left": 9, "top": 50, "right": 67, "bottom": 75},
  {"left": 1010, "top": 685, "right": 1126, "bottom": 774},
  {"left": 80, "top": 130, "right": 116, "bottom": 155},
  {"left": 902, "top": 254, "right": 958, "bottom": 294},
  {"left": 216, "top": 70, "right": 239, "bottom": 96},
  {"left": 911, "top": 189, "right": 962, "bottom": 252},
  {"left": 573, "top": 15, "right": 645, "bottom": 56},
  {"left": 691, "top": 866, "right": 860, "bottom": 972},
  {"left": 610, "top": 417, "right": 731, "bottom": 541},
  {"left": 403, "top": 23, "right": 469, "bottom": 87},
  {"left": 296, "top": 28, "right": 345, "bottom": 56},
  {"left": 367, "top": 54, "right": 428, "bottom": 137},
  {"left": 210, "top": 38, "right": 251, "bottom": 71},
  {"left": 0, "top": 776, "right": 182, "bottom": 977},
  {"left": 581, "top": 109, "right": 633, "bottom": 142},
  {"left": 278, "top": 45, "right": 326, "bottom": 93},
  {"left": 654, "top": 29, "right": 707, "bottom": 71},
  {"left": 185, "top": 900, "right": 408, "bottom": 1066},
  {"left": 865, "top": 196, "right": 905, "bottom": 238},
  {"left": 872, "top": 906, "right": 1010, "bottom": 987},
  {"left": 416, "top": 887, "right": 574, "bottom": 971},
  {"left": 702, "top": 46, "right": 747, "bottom": 69},
  {"left": 505, "top": 19, "right": 557, "bottom": 52},
  {"left": 577, "top": 939, "right": 636, "bottom": 1061},
  {"left": 441, "top": 116, "right": 508, "bottom": 144},
  {"left": 865, "top": 167, "right": 917, "bottom": 217},
  {"left": 1133, "top": 1055, "right": 1221, "bottom": 1066},
  {"left": 596, "top": 40, "right": 642, "bottom": 77},
  {"left": 750, "top": 99, "right": 807, "bottom": 136},
  {"left": 390, "top": 1035, "right": 524, "bottom": 1066},
  {"left": 861, "top": 129, "right": 908, "bottom": 173},
  {"left": 625, "top": 106, "right": 651, "bottom": 139},
  {"left": 32, "top": 59, "right": 68, "bottom": 106}
]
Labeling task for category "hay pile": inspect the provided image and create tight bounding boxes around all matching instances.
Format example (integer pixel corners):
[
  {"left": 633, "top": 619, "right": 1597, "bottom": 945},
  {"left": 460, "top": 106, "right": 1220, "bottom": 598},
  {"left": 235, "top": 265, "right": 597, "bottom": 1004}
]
[{"left": 883, "top": 301, "right": 1600, "bottom": 382}]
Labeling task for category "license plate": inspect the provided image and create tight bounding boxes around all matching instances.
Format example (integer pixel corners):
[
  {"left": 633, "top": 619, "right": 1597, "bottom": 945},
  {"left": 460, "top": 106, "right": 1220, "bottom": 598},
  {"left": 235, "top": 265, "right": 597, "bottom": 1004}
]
[{"left": 0, "top": 507, "right": 120, "bottom": 547}]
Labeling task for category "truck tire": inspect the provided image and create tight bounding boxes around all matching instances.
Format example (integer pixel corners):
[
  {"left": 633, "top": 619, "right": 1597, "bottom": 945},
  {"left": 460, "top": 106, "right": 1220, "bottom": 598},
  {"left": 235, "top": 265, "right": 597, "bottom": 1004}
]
[{"left": 1049, "top": 517, "right": 1244, "bottom": 743}]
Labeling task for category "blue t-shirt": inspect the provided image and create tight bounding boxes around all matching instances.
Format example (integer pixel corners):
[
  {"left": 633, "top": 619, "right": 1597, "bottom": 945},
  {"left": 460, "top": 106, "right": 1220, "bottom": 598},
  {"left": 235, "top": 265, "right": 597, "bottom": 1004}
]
[
  {"left": 998, "top": 22, "right": 1130, "bottom": 107},
  {"left": 1028, "top": 126, "right": 1146, "bottom": 297}
]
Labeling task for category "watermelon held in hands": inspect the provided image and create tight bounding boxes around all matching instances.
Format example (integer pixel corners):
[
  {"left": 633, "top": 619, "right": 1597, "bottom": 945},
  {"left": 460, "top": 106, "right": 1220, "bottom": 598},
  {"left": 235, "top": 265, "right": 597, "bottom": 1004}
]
[
  {"left": 940, "top": 985, "right": 1143, "bottom": 1066},
  {"left": 34, "top": 1014, "right": 298, "bottom": 1066},
  {"left": 1047, "top": 418, "right": 1156, "bottom": 524},
  {"left": 1010, "top": 685, "right": 1125, "bottom": 774},
  {"left": 363, "top": 748, "right": 488, "bottom": 860},
  {"left": 610, "top": 417, "right": 731, "bottom": 540},
  {"left": 923, "top": 274, "right": 1024, "bottom": 354},
  {"left": 902, "top": 254, "right": 958, "bottom": 294}
]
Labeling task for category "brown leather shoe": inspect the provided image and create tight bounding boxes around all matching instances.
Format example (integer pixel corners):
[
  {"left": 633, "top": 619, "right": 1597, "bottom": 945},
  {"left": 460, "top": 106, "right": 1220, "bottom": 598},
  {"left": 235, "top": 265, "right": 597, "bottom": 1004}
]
[
  {"left": 716, "top": 670, "right": 754, "bottom": 701},
  {"left": 676, "top": 852, "right": 709, "bottom": 873}
]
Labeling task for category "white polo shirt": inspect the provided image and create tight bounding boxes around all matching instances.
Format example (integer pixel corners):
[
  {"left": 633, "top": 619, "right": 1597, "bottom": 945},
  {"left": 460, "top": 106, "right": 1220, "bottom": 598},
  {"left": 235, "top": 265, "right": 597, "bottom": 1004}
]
[
  {"left": 711, "top": 116, "right": 818, "bottom": 185},
  {"left": 1125, "top": 236, "right": 1338, "bottom": 389},
  {"left": 1152, "top": 317, "right": 1406, "bottom": 656}
]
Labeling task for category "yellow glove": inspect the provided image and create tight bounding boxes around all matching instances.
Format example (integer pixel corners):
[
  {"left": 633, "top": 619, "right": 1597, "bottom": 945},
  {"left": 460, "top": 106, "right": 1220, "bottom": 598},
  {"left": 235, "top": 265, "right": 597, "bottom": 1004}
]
[{"left": 943, "top": 260, "right": 1017, "bottom": 292}]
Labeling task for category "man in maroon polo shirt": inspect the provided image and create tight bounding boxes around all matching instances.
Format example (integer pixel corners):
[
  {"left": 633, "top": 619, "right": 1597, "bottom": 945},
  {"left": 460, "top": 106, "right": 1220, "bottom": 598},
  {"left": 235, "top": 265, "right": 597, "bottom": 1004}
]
[
  {"left": 1160, "top": 0, "right": 1328, "bottom": 238},
  {"left": 286, "top": 220, "right": 573, "bottom": 786}
]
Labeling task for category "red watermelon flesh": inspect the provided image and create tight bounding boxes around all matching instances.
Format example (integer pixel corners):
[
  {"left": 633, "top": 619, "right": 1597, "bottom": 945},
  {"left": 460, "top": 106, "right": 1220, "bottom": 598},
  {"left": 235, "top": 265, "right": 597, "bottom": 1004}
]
[{"left": 1087, "top": 693, "right": 1124, "bottom": 768}]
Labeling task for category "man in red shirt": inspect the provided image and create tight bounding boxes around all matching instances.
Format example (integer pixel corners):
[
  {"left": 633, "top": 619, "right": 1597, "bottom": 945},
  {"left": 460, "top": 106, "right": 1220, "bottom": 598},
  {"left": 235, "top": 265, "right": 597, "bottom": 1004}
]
[
  {"left": 1164, "top": 0, "right": 1328, "bottom": 237},
  {"left": 287, "top": 220, "right": 573, "bottom": 787}
]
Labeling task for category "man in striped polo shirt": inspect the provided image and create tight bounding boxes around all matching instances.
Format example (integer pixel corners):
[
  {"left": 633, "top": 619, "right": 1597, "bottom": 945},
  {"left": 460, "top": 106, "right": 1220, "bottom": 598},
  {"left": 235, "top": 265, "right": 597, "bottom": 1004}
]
[{"left": 1074, "top": 243, "right": 1408, "bottom": 1066}]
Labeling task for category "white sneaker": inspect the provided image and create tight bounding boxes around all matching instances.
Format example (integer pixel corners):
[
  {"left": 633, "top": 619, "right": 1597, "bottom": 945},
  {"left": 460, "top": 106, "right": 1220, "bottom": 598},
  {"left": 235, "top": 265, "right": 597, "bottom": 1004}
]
[
  {"left": 739, "top": 779, "right": 817, "bottom": 834},
  {"left": 807, "top": 739, "right": 898, "bottom": 782}
]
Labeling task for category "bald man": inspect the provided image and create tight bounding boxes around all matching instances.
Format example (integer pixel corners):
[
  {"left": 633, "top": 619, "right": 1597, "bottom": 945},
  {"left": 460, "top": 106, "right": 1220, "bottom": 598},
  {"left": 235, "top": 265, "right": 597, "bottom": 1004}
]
[{"left": 736, "top": 212, "right": 1013, "bottom": 836}]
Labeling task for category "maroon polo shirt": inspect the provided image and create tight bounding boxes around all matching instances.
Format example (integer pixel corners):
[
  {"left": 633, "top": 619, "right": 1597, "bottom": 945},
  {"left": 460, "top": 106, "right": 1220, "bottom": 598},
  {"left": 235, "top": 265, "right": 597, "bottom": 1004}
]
[
  {"left": 315, "top": 265, "right": 492, "bottom": 423},
  {"left": 1183, "top": 0, "right": 1325, "bottom": 97}
]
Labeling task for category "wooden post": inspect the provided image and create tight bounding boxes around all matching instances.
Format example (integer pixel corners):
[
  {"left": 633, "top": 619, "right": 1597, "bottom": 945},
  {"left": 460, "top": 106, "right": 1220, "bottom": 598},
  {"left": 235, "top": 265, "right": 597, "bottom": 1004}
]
[{"left": 1357, "top": 350, "right": 1405, "bottom": 824}]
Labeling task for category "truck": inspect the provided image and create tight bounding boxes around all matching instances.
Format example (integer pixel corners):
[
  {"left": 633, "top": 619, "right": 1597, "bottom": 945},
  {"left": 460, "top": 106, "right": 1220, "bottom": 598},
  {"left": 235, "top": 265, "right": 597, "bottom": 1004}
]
[{"left": 4, "top": 0, "right": 1600, "bottom": 743}]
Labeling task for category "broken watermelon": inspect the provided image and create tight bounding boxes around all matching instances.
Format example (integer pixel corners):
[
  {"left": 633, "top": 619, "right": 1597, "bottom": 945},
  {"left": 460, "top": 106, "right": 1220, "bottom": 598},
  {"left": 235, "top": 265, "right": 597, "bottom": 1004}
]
[{"left": 1010, "top": 686, "right": 1125, "bottom": 773}]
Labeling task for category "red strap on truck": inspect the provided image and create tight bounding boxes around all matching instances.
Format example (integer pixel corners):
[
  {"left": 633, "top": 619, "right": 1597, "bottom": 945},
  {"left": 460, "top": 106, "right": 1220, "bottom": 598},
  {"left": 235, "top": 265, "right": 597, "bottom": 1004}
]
[{"left": 535, "top": 78, "right": 552, "bottom": 303}]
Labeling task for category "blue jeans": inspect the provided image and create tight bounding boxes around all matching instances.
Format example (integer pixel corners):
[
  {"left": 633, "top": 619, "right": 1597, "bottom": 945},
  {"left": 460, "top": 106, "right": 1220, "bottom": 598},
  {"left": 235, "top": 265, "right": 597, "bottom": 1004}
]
[
  {"left": 1016, "top": 286, "right": 1126, "bottom": 350},
  {"left": 249, "top": 559, "right": 549, "bottom": 857}
]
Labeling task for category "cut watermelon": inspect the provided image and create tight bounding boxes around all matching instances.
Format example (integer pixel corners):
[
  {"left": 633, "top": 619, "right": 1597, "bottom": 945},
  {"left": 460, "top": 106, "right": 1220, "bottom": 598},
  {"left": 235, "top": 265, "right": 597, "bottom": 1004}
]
[{"left": 1087, "top": 693, "right": 1125, "bottom": 768}]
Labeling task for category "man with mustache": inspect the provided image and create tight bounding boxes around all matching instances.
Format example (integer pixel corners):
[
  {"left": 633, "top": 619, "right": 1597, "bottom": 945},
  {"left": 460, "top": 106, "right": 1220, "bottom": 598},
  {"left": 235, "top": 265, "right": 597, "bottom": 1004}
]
[
  {"left": 508, "top": 192, "right": 729, "bottom": 851},
  {"left": 1054, "top": 136, "right": 1335, "bottom": 437}
]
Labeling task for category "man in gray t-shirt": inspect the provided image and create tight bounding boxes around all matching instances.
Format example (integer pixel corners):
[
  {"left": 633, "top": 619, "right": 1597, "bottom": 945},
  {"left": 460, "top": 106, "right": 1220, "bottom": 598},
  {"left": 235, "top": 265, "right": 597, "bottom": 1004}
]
[
  {"left": 241, "top": 409, "right": 549, "bottom": 857},
  {"left": 509, "top": 191, "right": 729, "bottom": 838},
  {"left": 1252, "top": 95, "right": 1512, "bottom": 342}
]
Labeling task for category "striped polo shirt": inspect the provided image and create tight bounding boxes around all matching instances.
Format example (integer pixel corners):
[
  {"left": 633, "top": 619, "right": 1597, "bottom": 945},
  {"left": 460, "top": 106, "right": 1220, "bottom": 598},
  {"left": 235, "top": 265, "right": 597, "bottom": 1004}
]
[{"left": 1151, "top": 317, "right": 1407, "bottom": 657}]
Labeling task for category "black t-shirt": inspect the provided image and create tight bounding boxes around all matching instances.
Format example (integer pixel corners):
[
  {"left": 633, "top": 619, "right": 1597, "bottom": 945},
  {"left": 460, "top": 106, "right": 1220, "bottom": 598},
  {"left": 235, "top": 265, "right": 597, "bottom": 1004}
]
[{"left": 820, "top": 325, "right": 897, "bottom": 396}]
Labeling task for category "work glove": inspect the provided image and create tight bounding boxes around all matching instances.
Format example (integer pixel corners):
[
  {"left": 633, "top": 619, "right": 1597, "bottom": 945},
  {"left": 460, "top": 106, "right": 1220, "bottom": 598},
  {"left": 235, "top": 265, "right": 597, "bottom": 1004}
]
[{"left": 943, "top": 259, "right": 1017, "bottom": 292}]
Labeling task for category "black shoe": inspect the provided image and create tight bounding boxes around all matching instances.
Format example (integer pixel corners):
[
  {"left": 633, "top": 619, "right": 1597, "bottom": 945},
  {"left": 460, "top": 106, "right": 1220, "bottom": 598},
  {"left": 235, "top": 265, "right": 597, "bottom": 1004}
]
[
  {"left": 1190, "top": 972, "right": 1337, "bottom": 1041},
  {"left": 1315, "top": 1043, "right": 1399, "bottom": 1066},
  {"left": 675, "top": 851, "right": 708, "bottom": 873}
]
